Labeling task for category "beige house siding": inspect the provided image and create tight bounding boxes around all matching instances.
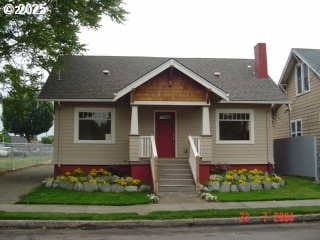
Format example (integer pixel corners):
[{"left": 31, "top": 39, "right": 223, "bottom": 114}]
[
  {"left": 54, "top": 98, "right": 131, "bottom": 165},
  {"left": 199, "top": 136, "right": 213, "bottom": 162},
  {"left": 274, "top": 67, "right": 320, "bottom": 151},
  {"left": 54, "top": 98, "right": 272, "bottom": 165}
]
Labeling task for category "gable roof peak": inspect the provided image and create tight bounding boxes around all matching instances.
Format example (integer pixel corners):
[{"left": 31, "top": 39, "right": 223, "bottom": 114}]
[{"left": 279, "top": 48, "right": 320, "bottom": 85}]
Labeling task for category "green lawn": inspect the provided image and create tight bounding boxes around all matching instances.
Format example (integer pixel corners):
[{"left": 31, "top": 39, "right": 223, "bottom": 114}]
[
  {"left": 0, "top": 155, "right": 51, "bottom": 172},
  {"left": 1, "top": 206, "right": 320, "bottom": 220},
  {"left": 18, "top": 186, "right": 152, "bottom": 206},
  {"left": 213, "top": 176, "right": 320, "bottom": 202}
]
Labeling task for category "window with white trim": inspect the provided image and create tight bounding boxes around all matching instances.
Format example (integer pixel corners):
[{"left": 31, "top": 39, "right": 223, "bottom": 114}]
[
  {"left": 290, "top": 119, "right": 302, "bottom": 138},
  {"left": 216, "top": 110, "right": 254, "bottom": 144},
  {"left": 74, "top": 108, "right": 115, "bottom": 143},
  {"left": 296, "top": 63, "right": 310, "bottom": 95}
]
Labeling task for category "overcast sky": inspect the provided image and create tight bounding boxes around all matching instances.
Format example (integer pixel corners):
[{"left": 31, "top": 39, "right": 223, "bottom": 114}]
[{"left": 79, "top": 0, "right": 319, "bottom": 83}]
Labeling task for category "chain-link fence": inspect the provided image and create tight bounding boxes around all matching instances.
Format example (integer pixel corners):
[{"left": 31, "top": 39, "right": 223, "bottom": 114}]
[{"left": 0, "top": 143, "right": 52, "bottom": 172}]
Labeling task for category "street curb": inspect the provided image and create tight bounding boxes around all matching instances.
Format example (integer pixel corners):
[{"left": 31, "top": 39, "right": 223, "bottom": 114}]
[{"left": 1, "top": 214, "right": 320, "bottom": 229}]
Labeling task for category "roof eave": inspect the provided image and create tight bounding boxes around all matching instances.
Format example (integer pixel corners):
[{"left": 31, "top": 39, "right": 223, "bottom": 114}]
[
  {"left": 219, "top": 100, "right": 290, "bottom": 104},
  {"left": 279, "top": 50, "right": 294, "bottom": 85},
  {"left": 38, "top": 98, "right": 114, "bottom": 102}
]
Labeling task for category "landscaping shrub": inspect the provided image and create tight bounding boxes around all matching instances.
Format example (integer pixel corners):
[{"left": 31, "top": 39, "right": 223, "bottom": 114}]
[
  {"left": 44, "top": 167, "right": 151, "bottom": 193},
  {"left": 41, "top": 136, "right": 54, "bottom": 144},
  {"left": 0, "top": 132, "right": 11, "bottom": 143},
  {"left": 204, "top": 169, "right": 285, "bottom": 193}
]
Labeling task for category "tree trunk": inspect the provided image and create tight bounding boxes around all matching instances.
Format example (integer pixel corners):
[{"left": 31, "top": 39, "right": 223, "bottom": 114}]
[{"left": 26, "top": 135, "right": 33, "bottom": 143}]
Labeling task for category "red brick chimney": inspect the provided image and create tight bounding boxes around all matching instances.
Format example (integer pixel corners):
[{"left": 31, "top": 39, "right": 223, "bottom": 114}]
[{"left": 254, "top": 43, "right": 268, "bottom": 78}]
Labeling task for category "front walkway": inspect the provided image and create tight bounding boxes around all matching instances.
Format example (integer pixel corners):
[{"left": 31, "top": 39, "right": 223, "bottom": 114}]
[
  {"left": 0, "top": 165, "right": 52, "bottom": 203},
  {"left": 1, "top": 199, "right": 320, "bottom": 215}
]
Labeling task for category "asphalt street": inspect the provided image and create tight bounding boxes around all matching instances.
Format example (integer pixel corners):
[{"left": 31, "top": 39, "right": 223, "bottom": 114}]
[{"left": 1, "top": 222, "right": 320, "bottom": 240}]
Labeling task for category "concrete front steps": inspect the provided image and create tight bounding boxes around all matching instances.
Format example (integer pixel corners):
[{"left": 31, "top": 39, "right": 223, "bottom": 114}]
[{"left": 158, "top": 158, "right": 196, "bottom": 193}]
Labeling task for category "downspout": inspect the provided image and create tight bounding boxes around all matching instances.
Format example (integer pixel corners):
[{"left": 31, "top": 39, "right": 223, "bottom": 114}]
[
  {"left": 57, "top": 101, "right": 61, "bottom": 168},
  {"left": 287, "top": 104, "right": 291, "bottom": 138},
  {"left": 266, "top": 108, "right": 270, "bottom": 168}
]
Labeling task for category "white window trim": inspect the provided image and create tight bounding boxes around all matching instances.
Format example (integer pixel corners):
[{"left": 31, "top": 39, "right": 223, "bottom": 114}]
[
  {"left": 215, "top": 109, "right": 255, "bottom": 144},
  {"left": 74, "top": 107, "right": 115, "bottom": 144},
  {"left": 295, "top": 63, "right": 310, "bottom": 96},
  {"left": 290, "top": 119, "right": 303, "bottom": 138}
]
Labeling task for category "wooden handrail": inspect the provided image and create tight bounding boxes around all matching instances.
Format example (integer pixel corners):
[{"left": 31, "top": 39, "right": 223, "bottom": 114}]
[
  {"left": 150, "top": 136, "right": 158, "bottom": 159},
  {"left": 188, "top": 136, "right": 201, "bottom": 192},
  {"left": 149, "top": 136, "right": 158, "bottom": 194}
]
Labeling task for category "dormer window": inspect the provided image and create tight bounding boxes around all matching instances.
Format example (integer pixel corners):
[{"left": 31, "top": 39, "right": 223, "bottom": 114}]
[{"left": 296, "top": 63, "right": 310, "bottom": 95}]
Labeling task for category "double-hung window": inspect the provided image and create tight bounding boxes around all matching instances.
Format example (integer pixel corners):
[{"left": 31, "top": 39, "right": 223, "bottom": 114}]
[
  {"left": 296, "top": 63, "right": 310, "bottom": 95},
  {"left": 216, "top": 110, "right": 254, "bottom": 144},
  {"left": 290, "top": 119, "right": 302, "bottom": 138},
  {"left": 74, "top": 108, "right": 115, "bottom": 143}
]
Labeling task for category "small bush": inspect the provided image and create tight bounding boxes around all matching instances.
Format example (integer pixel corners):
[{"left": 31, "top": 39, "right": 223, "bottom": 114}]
[
  {"left": 41, "top": 136, "right": 54, "bottom": 144},
  {"left": 0, "top": 132, "right": 11, "bottom": 143}
]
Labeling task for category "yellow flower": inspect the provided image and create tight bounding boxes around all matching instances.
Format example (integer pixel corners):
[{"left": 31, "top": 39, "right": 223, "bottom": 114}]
[
  {"left": 89, "top": 169, "right": 97, "bottom": 177},
  {"left": 57, "top": 175, "right": 66, "bottom": 181},
  {"left": 67, "top": 176, "right": 78, "bottom": 183},
  {"left": 225, "top": 174, "right": 233, "bottom": 181},
  {"left": 115, "top": 178, "right": 128, "bottom": 186},
  {"left": 237, "top": 179, "right": 246, "bottom": 184},
  {"left": 73, "top": 168, "right": 84, "bottom": 175},
  {"left": 64, "top": 171, "right": 71, "bottom": 176},
  {"left": 272, "top": 175, "right": 282, "bottom": 183},
  {"left": 88, "top": 178, "right": 97, "bottom": 184},
  {"left": 264, "top": 176, "right": 272, "bottom": 182},
  {"left": 132, "top": 179, "right": 141, "bottom": 186}
]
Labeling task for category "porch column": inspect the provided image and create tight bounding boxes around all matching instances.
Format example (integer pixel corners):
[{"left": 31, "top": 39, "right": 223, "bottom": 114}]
[
  {"left": 130, "top": 105, "right": 139, "bottom": 135},
  {"left": 201, "top": 106, "right": 211, "bottom": 135}
]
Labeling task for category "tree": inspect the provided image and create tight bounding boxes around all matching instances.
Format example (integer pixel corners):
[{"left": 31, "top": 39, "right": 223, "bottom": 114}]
[
  {"left": 2, "top": 84, "right": 53, "bottom": 142},
  {"left": 0, "top": 0, "right": 127, "bottom": 89}
]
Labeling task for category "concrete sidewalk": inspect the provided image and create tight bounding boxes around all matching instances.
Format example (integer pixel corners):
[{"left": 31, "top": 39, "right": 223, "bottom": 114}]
[{"left": 1, "top": 199, "right": 320, "bottom": 214}]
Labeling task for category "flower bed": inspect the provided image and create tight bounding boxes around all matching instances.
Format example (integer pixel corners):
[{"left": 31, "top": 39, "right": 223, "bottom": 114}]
[
  {"left": 202, "top": 169, "right": 285, "bottom": 193},
  {"left": 43, "top": 168, "right": 151, "bottom": 193}
]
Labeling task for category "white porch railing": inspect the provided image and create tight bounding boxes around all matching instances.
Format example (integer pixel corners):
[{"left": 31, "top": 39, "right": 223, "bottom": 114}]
[
  {"left": 192, "top": 136, "right": 201, "bottom": 155},
  {"left": 188, "top": 136, "right": 201, "bottom": 191},
  {"left": 140, "top": 136, "right": 152, "bottom": 158},
  {"left": 140, "top": 136, "right": 159, "bottom": 193}
]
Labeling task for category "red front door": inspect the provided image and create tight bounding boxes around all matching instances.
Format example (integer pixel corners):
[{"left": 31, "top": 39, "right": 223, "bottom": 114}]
[{"left": 155, "top": 112, "right": 175, "bottom": 158}]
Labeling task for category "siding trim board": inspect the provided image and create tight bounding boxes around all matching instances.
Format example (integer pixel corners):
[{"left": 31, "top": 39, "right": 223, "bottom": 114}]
[{"left": 132, "top": 101, "right": 210, "bottom": 106}]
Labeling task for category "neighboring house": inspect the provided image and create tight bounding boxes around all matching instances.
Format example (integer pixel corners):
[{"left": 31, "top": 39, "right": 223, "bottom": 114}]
[
  {"left": 39, "top": 43, "right": 287, "bottom": 192},
  {"left": 273, "top": 48, "right": 320, "bottom": 150}
]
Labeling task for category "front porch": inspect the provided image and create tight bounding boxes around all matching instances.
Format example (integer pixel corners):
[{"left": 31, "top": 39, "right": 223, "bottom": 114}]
[{"left": 128, "top": 104, "right": 213, "bottom": 193}]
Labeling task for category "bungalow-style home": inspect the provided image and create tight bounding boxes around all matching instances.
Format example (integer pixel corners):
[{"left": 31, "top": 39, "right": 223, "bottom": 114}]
[
  {"left": 273, "top": 48, "right": 320, "bottom": 150},
  {"left": 39, "top": 43, "right": 287, "bottom": 192}
]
